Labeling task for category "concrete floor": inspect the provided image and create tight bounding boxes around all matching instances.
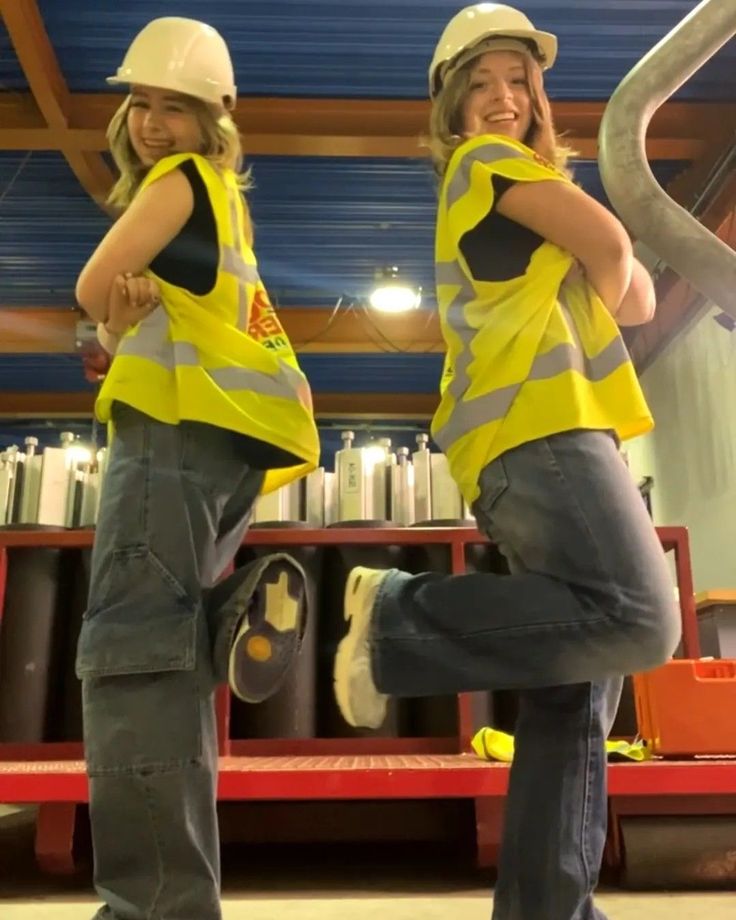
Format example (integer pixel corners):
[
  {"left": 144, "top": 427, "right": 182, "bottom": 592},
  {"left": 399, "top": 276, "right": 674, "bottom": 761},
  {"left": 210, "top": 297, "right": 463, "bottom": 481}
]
[
  {"left": 1, "top": 806, "right": 734, "bottom": 919},
  {"left": 4, "top": 893, "right": 736, "bottom": 920}
]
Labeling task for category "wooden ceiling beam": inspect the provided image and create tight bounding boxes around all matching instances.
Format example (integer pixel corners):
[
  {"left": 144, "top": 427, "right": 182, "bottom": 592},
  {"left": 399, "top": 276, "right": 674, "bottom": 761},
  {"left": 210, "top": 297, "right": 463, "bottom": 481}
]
[
  {"left": 0, "top": 131, "right": 704, "bottom": 160},
  {"left": 0, "top": 2, "right": 69, "bottom": 128},
  {"left": 312, "top": 392, "right": 437, "bottom": 418},
  {"left": 0, "top": 308, "right": 78, "bottom": 353},
  {"left": 1, "top": 93, "right": 733, "bottom": 160},
  {"left": 0, "top": 0, "right": 114, "bottom": 204},
  {"left": 0, "top": 92, "right": 46, "bottom": 130},
  {"left": 0, "top": 306, "right": 445, "bottom": 355},
  {"left": 0, "top": 391, "right": 438, "bottom": 420},
  {"left": 64, "top": 95, "right": 736, "bottom": 147}
]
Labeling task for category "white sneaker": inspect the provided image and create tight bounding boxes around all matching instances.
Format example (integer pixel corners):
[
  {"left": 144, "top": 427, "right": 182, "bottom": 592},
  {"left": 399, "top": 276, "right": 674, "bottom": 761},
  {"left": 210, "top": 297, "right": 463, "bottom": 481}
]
[{"left": 333, "top": 566, "right": 390, "bottom": 729}]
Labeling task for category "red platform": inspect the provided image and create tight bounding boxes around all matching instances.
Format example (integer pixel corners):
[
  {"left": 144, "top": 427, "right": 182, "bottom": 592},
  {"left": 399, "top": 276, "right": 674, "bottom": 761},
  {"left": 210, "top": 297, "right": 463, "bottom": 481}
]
[
  {"left": 2, "top": 524, "right": 732, "bottom": 876},
  {"left": 3, "top": 753, "right": 736, "bottom": 802}
]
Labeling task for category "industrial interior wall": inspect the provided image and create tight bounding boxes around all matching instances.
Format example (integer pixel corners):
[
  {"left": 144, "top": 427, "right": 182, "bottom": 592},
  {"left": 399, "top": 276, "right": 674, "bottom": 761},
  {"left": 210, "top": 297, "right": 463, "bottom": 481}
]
[{"left": 625, "top": 305, "right": 736, "bottom": 593}]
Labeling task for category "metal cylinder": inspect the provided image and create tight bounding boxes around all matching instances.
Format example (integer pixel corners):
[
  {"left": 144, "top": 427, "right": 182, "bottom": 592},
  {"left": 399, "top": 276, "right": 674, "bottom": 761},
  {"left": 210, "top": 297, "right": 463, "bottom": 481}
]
[{"left": 0, "top": 549, "right": 64, "bottom": 742}]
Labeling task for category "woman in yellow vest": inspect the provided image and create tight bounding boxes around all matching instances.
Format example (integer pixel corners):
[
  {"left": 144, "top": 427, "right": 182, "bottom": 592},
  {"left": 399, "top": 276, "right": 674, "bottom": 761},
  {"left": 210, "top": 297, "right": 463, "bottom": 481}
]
[
  {"left": 334, "top": 6, "right": 680, "bottom": 918},
  {"left": 74, "top": 18, "right": 319, "bottom": 919}
]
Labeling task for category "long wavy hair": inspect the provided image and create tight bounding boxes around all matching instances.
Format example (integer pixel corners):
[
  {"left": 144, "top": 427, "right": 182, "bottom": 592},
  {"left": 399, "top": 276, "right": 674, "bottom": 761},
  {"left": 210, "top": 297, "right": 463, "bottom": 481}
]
[
  {"left": 427, "top": 49, "right": 576, "bottom": 178},
  {"left": 106, "top": 93, "right": 254, "bottom": 244}
]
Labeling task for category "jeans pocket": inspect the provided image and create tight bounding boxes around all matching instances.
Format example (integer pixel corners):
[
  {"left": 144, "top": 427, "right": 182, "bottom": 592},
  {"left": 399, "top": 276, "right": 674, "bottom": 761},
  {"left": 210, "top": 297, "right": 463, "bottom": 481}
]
[
  {"left": 76, "top": 545, "right": 197, "bottom": 679},
  {"left": 77, "top": 545, "right": 202, "bottom": 775},
  {"left": 81, "top": 670, "right": 203, "bottom": 775},
  {"left": 472, "top": 456, "right": 510, "bottom": 530}
]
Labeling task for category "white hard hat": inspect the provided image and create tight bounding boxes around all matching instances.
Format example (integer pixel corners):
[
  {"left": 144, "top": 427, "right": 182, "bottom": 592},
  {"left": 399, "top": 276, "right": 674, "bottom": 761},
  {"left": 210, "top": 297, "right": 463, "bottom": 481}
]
[
  {"left": 107, "top": 17, "right": 237, "bottom": 109},
  {"left": 429, "top": 4, "right": 557, "bottom": 97}
]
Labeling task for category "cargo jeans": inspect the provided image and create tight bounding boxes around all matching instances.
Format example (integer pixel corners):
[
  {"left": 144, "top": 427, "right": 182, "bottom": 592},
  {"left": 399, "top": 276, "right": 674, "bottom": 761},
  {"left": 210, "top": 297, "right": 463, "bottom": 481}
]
[{"left": 76, "top": 405, "right": 270, "bottom": 920}]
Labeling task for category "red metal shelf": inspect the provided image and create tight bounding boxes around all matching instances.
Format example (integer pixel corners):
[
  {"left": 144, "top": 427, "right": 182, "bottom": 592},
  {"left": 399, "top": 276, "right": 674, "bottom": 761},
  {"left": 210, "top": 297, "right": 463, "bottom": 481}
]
[
  {"left": 0, "top": 524, "right": 692, "bottom": 548},
  {"left": 2, "top": 755, "right": 735, "bottom": 804},
  {"left": 0, "top": 523, "right": 710, "bottom": 876}
]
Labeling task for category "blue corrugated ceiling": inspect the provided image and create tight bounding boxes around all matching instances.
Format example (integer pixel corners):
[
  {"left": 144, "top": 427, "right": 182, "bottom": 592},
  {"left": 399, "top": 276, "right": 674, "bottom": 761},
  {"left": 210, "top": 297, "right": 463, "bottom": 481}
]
[
  {"left": 0, "top": 151, "right": 689, "bottom": 309},
  {"left": 0, "top": 354, "right": 90, "bottom": 393},
  {"left": 38, "top": 0, "right": 736, "bottom": 101},
  {"left": 0, "top": 19, "right": 26, "bottom": 91},
  {"left": 0, "top": 152, "right": 109, "bottom": 307}
]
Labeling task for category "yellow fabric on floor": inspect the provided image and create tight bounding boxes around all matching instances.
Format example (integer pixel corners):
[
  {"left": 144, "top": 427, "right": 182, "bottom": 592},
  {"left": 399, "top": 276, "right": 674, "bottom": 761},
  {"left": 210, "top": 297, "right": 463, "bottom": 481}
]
[{"left": 471, "top": 727, "right": 652, "bottom": 763}]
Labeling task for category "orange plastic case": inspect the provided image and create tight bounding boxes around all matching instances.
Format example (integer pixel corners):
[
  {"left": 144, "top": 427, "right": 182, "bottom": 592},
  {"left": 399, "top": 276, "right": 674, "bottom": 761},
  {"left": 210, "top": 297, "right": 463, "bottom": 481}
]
[{"left": 634, "top": 659, "right": 736, "bottom": 756}]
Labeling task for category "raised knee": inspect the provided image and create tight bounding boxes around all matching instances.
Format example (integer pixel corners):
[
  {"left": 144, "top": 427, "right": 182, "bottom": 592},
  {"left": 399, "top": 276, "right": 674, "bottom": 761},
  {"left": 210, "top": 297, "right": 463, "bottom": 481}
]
[{"left": 624, "top": 588, "right": 681, "bottom": 673}]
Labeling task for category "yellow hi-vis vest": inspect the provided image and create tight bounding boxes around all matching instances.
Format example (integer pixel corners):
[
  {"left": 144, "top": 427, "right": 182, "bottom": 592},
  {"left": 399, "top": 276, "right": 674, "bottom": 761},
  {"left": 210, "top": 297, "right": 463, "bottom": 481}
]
[
  {"left": 95, "top": 153, "right": 320, "bottom": 495},
  {"left": 431, "top": 135, "right": 653, "bottom": 505}
]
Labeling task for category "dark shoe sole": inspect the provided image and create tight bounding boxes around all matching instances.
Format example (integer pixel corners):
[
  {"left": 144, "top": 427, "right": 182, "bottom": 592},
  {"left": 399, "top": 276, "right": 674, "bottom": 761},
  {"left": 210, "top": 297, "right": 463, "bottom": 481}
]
[{"left": 228, "top": 560, "right": 306, "bottom": 704}]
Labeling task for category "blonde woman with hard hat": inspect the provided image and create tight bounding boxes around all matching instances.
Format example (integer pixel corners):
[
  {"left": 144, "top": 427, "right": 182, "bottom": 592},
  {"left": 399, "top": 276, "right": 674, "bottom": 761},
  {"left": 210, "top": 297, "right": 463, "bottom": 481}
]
[
  {"left": 334, "top": 5, "right": 680, "bottom": 917},
  {"left": 74, "top": 17, "right": 319, "bottom": 919}
]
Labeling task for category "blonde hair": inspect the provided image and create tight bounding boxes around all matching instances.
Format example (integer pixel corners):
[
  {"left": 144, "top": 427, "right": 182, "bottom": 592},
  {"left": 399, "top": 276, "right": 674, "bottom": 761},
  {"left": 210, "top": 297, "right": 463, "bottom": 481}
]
[
  {"left": 106, "top": 94, "right": 254, "bottom": 244},
  {"left": 427, "top": 50, "right": 576, "bottom": 178}
]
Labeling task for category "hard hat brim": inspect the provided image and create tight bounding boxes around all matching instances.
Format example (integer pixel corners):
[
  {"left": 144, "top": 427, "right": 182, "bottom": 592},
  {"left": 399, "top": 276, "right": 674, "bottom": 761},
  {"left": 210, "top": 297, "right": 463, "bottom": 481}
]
[
  {"left": 105, "top": 71, "right": 236, "bottom": 110},
  {"left": 431, "top": 27, "right": 558, "bottom": 97}
]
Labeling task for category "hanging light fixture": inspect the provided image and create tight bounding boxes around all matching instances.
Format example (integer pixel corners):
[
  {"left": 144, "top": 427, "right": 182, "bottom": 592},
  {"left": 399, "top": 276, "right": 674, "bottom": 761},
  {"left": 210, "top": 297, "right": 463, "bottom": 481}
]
[{"left": 369, "top": 266, "right": 422, "bottom": 314}]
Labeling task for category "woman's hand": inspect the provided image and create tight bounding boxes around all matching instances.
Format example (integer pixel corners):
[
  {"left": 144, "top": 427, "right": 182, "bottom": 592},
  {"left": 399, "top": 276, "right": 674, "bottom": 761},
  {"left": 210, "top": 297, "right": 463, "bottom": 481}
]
[{"left": 104, "top": 273, "right": 160, "bottom": 336}]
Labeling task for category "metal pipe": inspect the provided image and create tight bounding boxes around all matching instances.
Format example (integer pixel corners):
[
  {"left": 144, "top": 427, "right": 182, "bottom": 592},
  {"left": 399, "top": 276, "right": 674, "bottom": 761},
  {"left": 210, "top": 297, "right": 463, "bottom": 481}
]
[{"left": 599, "top": 0, "right": 736, "bottom": 317}]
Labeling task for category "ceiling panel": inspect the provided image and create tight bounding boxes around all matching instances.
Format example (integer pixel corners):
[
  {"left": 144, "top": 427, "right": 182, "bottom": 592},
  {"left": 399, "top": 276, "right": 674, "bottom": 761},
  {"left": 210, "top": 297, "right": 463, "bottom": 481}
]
[
  {"left": 37, "top": 0, "right": 736, "bottom": 101},
  {"left": 0, "top": 150, "right": 691, "bottom": 309},
  {"left": 0, "top": 19, "right": 27, "bottom": 91}
]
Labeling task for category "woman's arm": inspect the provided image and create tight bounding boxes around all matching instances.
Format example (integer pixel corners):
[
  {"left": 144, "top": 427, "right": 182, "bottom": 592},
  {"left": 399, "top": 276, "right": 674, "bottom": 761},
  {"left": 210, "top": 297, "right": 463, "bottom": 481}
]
[
  {"left": 76, "top": 168, "right": 193, "bottom": 323},
  {"left": 496, "top": 180, "right": 633, "bottom": 317},
  {"left": 614, "top": 259, "right": 656, "bottom": 326}
]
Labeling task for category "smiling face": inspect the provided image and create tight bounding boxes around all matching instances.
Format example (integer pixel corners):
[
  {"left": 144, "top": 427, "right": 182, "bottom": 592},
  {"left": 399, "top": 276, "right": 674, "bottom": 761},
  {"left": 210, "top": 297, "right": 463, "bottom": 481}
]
[
  {"left": 460, "top": 49, "right": 532, "bottom": 142},
  {"left": 126, "top": 85, "right": 205, "bottom": 166}
]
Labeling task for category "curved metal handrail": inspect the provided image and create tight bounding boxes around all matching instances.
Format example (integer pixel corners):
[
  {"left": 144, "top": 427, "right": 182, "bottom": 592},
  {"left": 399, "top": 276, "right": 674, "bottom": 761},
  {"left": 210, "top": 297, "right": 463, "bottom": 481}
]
[{"left": 599, "top": 0, "right": 736, "bottom": 318}]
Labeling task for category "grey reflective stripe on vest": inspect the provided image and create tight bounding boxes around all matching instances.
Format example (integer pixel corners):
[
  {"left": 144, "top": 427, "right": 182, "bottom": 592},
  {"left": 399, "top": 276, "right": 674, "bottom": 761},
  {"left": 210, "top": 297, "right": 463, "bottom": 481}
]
[
  {"left": 223, "top": 191, "right": 259, "bottom": 330},
  {"left": 435, "top": 142, "right": 528, "bottom": 439},
  {"left": 174, "top": 340, "right": 308, "bottom": 400},
  {"left": 433, "top": 284, "right": 631, "bottom": 451},
  {"left": 116, "top": 306, "right": 170, "bottom": 364},
  {"left": 557, "top": 287, "right": 629, "bottom": 381},
  {"left": 119, "top": 311, "right": 308, "bottom": 404},
  {"left": 118, "top": 307, "right": 170, "bottom": 360},
  {"left": 221, "top": 247, "right": 259, "bottom": 287},
  {"left": 435, "top": 259, "right": 477, "bottom": 408},
  {"left": 445, "top": 142, "right": 525, "bottom": 209},
  {"left": 558, "top": 290, "right": 586, "bottom": 375}
]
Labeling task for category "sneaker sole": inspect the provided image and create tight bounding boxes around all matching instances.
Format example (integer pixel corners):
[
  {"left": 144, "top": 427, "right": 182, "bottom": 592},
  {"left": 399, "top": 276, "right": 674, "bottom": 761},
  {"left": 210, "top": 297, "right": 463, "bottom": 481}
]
[
  {"left": 334, "top": 568, "right": 383, "bottom": 729},
  {"left": 228, "top": 566, "right": 305, "bottom": 704}
]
